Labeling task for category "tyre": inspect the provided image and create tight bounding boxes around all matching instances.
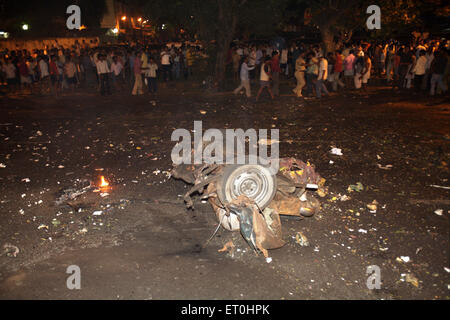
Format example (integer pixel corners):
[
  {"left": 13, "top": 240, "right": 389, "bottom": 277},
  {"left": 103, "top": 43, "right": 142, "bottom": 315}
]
[{"left": 217, "top": 163, "right": 277, "bottom": 210}]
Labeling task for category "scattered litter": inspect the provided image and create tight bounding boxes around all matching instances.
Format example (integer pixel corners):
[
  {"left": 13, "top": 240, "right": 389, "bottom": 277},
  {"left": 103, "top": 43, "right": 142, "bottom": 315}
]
[
  {"left": 295, "top": 232, "right": 310, "bottom": 246},
  {"left": 51, "top": 219, "right": 60, "bottom": 227},
  {"left": 57, "top": 165, "right": 65, "bottom": 168},
  {"left": 93, "top": 211, "right": 103, "bottom": 216},
  {"left": 218, "top": 241, "right": 235, "bottom": 255},
  {"left": 100, "top": 192, "right": 109, "bottom": 197},
  {"left": 265, "top": 257, "right": 272, "bottom": 263},
  {"left": 396, "top": 256, "right": 410, "bottom": 263},
  {"left": 55, "top": 179, "right": 93, "bottom": 205},
  {"left": 38, "top": 224, "right": 48, "bottom": 230},
  {"left": 434, "top": 209, "right": 443, "bottom": 216},
  {"left": 258, "top": 138, "right": 280, "bottom": 145},
  {"left": 3, "top": 244, "right": 19, "bottom": 257},
  {"left": 329, "top": 160, "right": 334, "bottom": 164},
  {"left": 429, "top": 185, "right": 450, "bottom": 190},
  {"left": 348, "top": 182, "right": 364, "bottom": 192},
  {"left": 330, "top": 147, "right": 343, "bottom": 156},
  {"left": 21, "top": 178, "right": 30, "bottom": 182},
  {"left": 403, "top": 273, "right": 419, "bottom": 287},
  {"left": 0, "top": 163, "right": 6, "bottom": 168},
  {"left": 444, "top": 267, "right": 450, "bottom": 273},
  {"left": 377, "top": 164, "right": 393, "bottom": 170},
  {"left": 367, "top": 200, "right": 378, "bottom": 212},
  {"left": 358, "top": 229, "right": 368, "bottom": 234},
  {"left": 199, "top": 110, "right": 207, "bottom": 114}
]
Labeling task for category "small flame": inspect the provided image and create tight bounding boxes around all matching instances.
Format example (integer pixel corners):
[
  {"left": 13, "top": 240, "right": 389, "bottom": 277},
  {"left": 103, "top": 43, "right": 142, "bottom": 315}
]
[{"left": 100, "top": 176, "right": 109, "bottom": 187}]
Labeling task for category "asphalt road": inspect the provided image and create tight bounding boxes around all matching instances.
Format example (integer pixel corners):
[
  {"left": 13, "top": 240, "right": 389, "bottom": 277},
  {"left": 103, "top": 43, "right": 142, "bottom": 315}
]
[{"left": 0, "top": 81, "right": 449, "bottom": 299}]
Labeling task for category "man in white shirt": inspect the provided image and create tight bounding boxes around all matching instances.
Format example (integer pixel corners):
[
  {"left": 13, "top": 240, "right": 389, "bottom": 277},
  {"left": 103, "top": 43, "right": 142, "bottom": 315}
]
[
  {"left": 96, "top": 54, "right": 111, "bottom": 95},
  {"left": 38, "top": 56, "right": 50, "bottom": 94},
  {"left": 160, "top": 47, "right": 171, "bottom": 81},
  {"left": 145, "top": 57, "right": 158, "bottom": 93},
  {"left": 111, "top": 56, "right": 124, "bottom": 89},
  {"left": 315, "top": 55, "right": 329, "bottom": 98},
  {"left": 412, "top": 50, "right": 426, "bottom": 92},
  {"left": 2, "top": 59, "right": 17, "bottom": 92},
  {"left": 233, "top": 56, "right": 255, "bottom": 97}
]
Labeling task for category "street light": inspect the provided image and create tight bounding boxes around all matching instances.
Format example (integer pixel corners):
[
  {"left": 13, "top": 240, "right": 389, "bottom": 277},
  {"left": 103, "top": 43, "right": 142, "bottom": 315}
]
[
  {"left": 137, "top": 17, "right": 142, "bottom": 22},
  {"left": 121, "top": 15, "right": 127, "bottom": 21},
  {"left": 22, "top": 24, "right": 29, "bottom": 30}
]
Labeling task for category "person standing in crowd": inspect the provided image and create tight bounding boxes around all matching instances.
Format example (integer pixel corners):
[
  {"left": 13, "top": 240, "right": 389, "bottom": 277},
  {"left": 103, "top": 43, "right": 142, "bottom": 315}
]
[
  {"left": 332, "top": 50, "right": 345, "bottom": 91},
  {"left": 111, "top": 55, "right": 124, "bottom": 91},
  {"left": 305, "top": 53, "right": 318, "bottom": 98},
  {"left": 64, "top": 56, "right": 78, "bottom": 93},
  {"left": 361, "top": 55, "right": 372, "bottom": 92},
  {"left": 233, "top": 55, "right": 255, "bottom": 98},
  {"left": 270, "top": 51, "right": 281, "bottom": 96},
  {"left": 429, "top": 48, "right": 448, "bottom": 96},
  {"left": 412, "top": 50, "right": 427, "bottom": 92},
  {"left": 231, "top": 48, "right": 241, "bottom": 82},
  {"left": 49, "top": 55, "right": 60, "bottom": 96},
  {"left": 316, "top": 55, "right": 329, "bottom": 98},
  {"left": 256, "top": 56, "right": 275, "bottom": 101},
  {"left": 160, "top": 47, "right": 172, "bottom": 82},
  {"left": 132, "top": 52, "right": 143, "bottom": 95},
  {"left": 96, "top": 54, "right": 111, "bottom": 96},
  {"left": 184, "top": 46, "right": 194, "bottom": 79},
  {"left": 354, "top": 54, "right": 365, "bottom": 90},
  {"left": 280, "top": 47, "right": 288, "bottom": 76},
  {"left": 343, "top": 49, "right": 356, "bottom": 89},
  {"left": 292, "top": 50, "right": 306, "bottom": 97},
  {"left": 2, "top": 58, "right": 17, "bottom": 93},
  {"left": 38, "top": 55, "right": 50, "bottom": 94},
  {"left": 422, "top": 47, "right": 435, "bottom": 90},
  {"left": 145, "top": 57, "right": 158, "bottom": 94},
  {"left": 18, "top": 57, "right": 32, "bottom": 93}
]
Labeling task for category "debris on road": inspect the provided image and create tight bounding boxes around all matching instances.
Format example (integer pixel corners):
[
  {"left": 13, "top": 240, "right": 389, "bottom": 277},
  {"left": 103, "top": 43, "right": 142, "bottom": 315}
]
[
  {"left": 55, "top": 179, "right": 93, "bottom": 205},
  {"left": 3, "top": 244, "right": 20, "bottom": 257},
  {"left": 396, "top": 256, "right": 410, "bottom": 263},
  {"left": 434, "top": 209, "right": 443, "bottom": 216},
  {"left": 377, "top": 164, "right": 393, "bottom": 170},
  {"left": 295, "top": 232, "right": 310, "bottom": 247},
  {"left": 330, "top": 147, "right": 343, "bottom": 156},
  {"left": 367, "top": 200, "right": 378, "bottom": 212},
  {"left": 402, "top": 273, "right": 419, "bottom": 288},
  {"left": 348, "top": 182, "right": 364, "bottom": 192},
  {"left": 429, "top": 185, "right": 450, "bottom": 190},
  {"left": 218, "top": 241, "right": 235, "bottom": 255}
]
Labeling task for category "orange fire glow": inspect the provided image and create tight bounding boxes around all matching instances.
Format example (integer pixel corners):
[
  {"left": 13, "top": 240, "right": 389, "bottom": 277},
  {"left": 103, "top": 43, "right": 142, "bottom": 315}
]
[{"left": 100, "top": 176, "right": 109, "bottom": 187}]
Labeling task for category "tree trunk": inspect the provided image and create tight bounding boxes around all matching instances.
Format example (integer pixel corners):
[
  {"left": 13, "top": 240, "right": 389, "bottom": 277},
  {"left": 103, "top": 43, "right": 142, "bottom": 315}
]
[
  {"left": 215, "top": 0, "right": 238, "bottom": 90},
  {"left": 320, "top": 24, "right": 336, "bottom": 55}
]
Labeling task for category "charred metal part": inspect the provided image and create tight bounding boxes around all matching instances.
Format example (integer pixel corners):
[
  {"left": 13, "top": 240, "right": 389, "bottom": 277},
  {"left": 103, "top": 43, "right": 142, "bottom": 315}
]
[{"left": 171, "top": 157, "right": 325, "bottom": 257}]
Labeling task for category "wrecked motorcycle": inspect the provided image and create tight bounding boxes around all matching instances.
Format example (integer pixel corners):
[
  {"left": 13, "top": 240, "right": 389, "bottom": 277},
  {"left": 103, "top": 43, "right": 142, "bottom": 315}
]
[{"left": 171, "top": 151, "right": 326, "bottom": 257}]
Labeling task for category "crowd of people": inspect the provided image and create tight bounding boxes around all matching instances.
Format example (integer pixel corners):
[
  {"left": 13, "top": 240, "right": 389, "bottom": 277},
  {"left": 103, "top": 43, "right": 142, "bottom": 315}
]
[
  {"left": 0, "top": 42, "right": 205, "bottom": 96},
  {"left": 1, "top": 37, "right": 449, "bottom": 99},
  {"left": 230, "top": 39, "right": 449, "bottom": 100}
]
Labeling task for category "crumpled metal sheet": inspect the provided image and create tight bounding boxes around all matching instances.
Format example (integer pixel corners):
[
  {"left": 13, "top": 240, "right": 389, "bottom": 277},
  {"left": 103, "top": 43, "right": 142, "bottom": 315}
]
[
  {"left": 227, "top": 195, "right": 285, "bottom": 257},
  {"left": 279, "top": 158, "right": 322, "bottom": 185}
]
